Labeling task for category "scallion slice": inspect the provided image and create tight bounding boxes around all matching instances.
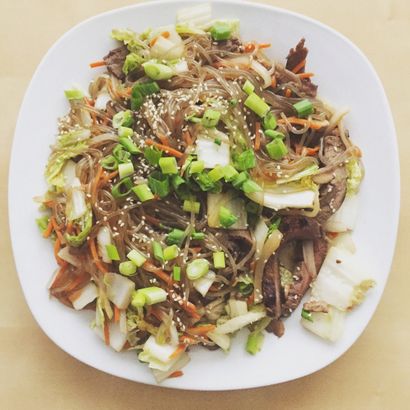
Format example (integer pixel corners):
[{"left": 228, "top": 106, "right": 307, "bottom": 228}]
[
  {"left": 148, "top": 171, "right": 170, "bottom": 198},
  {"left": 213, "top": 251, "right": 226, "bottom": 269},
  {"left": 143, "top": 62, "right": 175, "bottom": 80},
  {"left": 202, "top": 109, "right": 221, "bottom": 128},
  {"left": 244, "top": 92, "right": 270, "bottom": 117},
  {"left": 219, "top": 206, "right": 238, "bottom": 228},
  {"left": 210, "top": 21, "right": 232, "bottom": 41},
  {"left": 242, "top": 80, "right": 254, "bottom": 95},
  {"left": 235, "top": 149, "right": 256, "bottom": 171},
  {"left": 165, "top": 229, "right": 185, "bottom": 246},
  {"left": 119, "top": 261, "right": 137, "bottom": 276},
  {"left": 266, "top": 139, "right": 288, "bottom": 160},
  {"left": 223, "top": 165, "right": 239, "bottom": 181},
  {"left": 152, "top": 241, "right": 164, "bottom": 262},
  {"left": 119, "top": 137, "right": 140, "bottom": 155},
  {"left": 208, "top": 165, "right": 225, "bottom": 182},
  {"left": 132, "top": 184, "right": 154, "bottom": 202},
  {"left": 242, "top": 179, "right": 262, "bottom": 194},
  {"left": 163, "top": 244, "right": 179, "bottom": 261},
  {"left": 159, "top": 157, "right": 178, "bottom": 175},
  {"left": 106, "top": 244, "right": 120, "bottom": 261},
  {"left": 183, "top": 199, "right": 200, "bottom": 214},
  {"left": 186, "top": 258, "right": 209, "bottom": 280},
  {"left": 118, "top": 162, "right": 134, "bottom": 179},
  {"left": 173, "top": 266, "right": 181, "bottom": 281},
  {"left": 293, "top": 99, "right": 314, "bottom": 117},
  {"left": 101, "top": 155, "right": 118, "bottom": 171},
  {"left": 112, "top": 110, "right": 134, "bottom": 128},
  {"left": 118, "top": 126, "right": 134, "bottom": 139},
  {"left": 189, "top": 160, "right": 205, "bottom": 174},
  {"left": 144, "top": 146, "right": 162, "bottom": 165},
  {"left": 264, "top": 129, "right": 285, "bottom": 139},
  {"left": 127, "top": 249, "right": 147, "bottom": 267},
  {"left": 262, "top": 111, "right": 277, "bottom": 130},
  {"left": 111, "top": 177, "right": 133, "bottom": 199}
]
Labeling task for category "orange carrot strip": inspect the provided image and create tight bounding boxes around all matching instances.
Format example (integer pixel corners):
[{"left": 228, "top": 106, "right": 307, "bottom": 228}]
[
  {"left": 169, "top": 371, "right": 184, "bottom": 378},
  {"left": 254, "top": 121, "right": 261, "bottom": 151},
  {"left": 43, "top": 200, "right": 55, "bottom": 208},
  {"left": 145, "top": 139, "right": 183, "bottom": 158},
  {"left": 244, "top": 43, "right": 256, "bottom": 52},
  {"left": 161, "top": 31, "right": 170, "bottom": 39},
  {"left": 157, "top": 132, "right": 170, "bottom": 146},
  {"left": 187, "top": 324, "right": 216, "bottom": 336},
  {"left": 291, "top": 59, "right": 306, "bottom": 74},
  {"left": 298, "top": 72, "right": 314, "bottom": 79},
  {"left": 247, "top": 293, "right": 255, "bottom": 306},
  {"left": 114, "top": 306, "right": 120, "bottom": 322},
  {"left": 89, "top": 60, "right": 106, "bottom": 68},
  {"left": 304, "top": 146, "right": 320, "bottom": 156},
  {"left": 258, "top": 43, "right": 271, "bottom": 49},
  {"left": 89, "top": 237, "right": 108, "bottom": 274},
  {"left": 179, "top": 300, "right": 201, "bottom": 320},
  {"left": 66, "top": 221, "right": 74, "bottom": 235},
  {"left": 92, "top": 166, "right": 104, "bottom": 201},
  {"left": 278, "top": 117, "right": 325, "bottom": 130},
  {"left": 50, "top": 263, "right": 69, "bottom": 289},
  {"left": 179, "top": 335, "right": 198, "bottom": 345},
  {"left": 143, "top": 261, "right": 173, "bottom": 286},
  {"left": 149, "top": 36, "right": 158, "bottom": 47},
  {"left": 103, "top": 320, "right": 110, "bottom": 346},
  {"left": 43, "top": 218, "right": 54, "bottom": 238},
  {"left": 285, "top": 88, "right": 292, "bottom": 98},
  {"left": 169, "top": 344, "right": 186, "bottom": 360},
  {"left": 51, "top": 217, "right": 64, "bottom": 243},
  {"left": 327, "top": 232, "right": 339, "bottom": 239},
  {"left": 99, "top": 170, "right": 119, "bottom": 188},
  {"left": 271, "top": 76, "right": 277, "bottom": 88}
]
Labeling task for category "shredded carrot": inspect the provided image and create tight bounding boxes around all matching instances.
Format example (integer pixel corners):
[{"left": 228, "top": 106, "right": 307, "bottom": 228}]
[
  {"left": 327, "top": 232, "right": 339, "bottom": 239},
  {"left": 258, "top": 42, "right": 271, "bottom": 49},
  {"left": 169, "top": 344, "right": 186, "bottom": 360},
  {"left": 114, "top": 306, "right": 121, "bottom": 322},
  {"left": 157, "top": 132, "right": 170, "bottom": 146},
  {"left": 88, "top": 237, "right": 108, "bottom": 274},
  {"left": 254, "top": 121, "right": 261, "bottom": 151},
  {"left": 244, "top": 42, "right": 256, "bottom": 53},
  {"left": 103, "top": 320, "right": 110, "bottom": 346},
  {"left": 66, "top": 221, "right": 74, "bottom": 235},
  {"left": 149, "top": 36, "right": 158, "bottom": 47},
  {"left": 64, "top": 273, "right": 89, "bottom": 294},
  {"left": 169, "top": 371, "right": 184, "bottom": 378},
  {"left": 278, "top": 117, "right": 325, "bottom": 130},
  {"left": 43, "top": 200, "right": 55, "bottom": 208},
  {"left": 271, "top": 76, "right": 277, "bottom": 88},
  {"left": 161, "top": 31, "right": 170, "bottom": 39},
  {"left": 145, "top": 139, "right": 183, "bottom": 158},
  {"left": 285, "top": 88, "right": 292, "bottom": 98},
  {"left": 89, "top": 60, "right": 106, "bottom": 68},
  {"left": 247, "top": 293, "right": 255, "bottom": 306},
  {"left": 303, "top": 146, "right": 320, "bottom": 156},
  {"left": 291, "top": 59, "right": 306, "bottom": 74},
  {"left": 53, "top": 238, "right": 65, "bottom": 266},
  {"left": 85, "top": 97, "right": 97, "bottom": 124},
  {"left": 298, "top": 72, "right": 314, "bottom": 79},
  {"left": 99, "top": 170, "right": 119, "bottom": 188},
  {"left": 50, "top": 217, "right": 64, "bottom": 243},
  {"left": 179, "top": 334, "right": 199, "bottom": 345},
  {"left": 182, "top": 130, "right": 193, "bottom": 146},
  {"left": 179, "top": 300, "right": 201, "bottom": 320},
  {"left": 187, "top": 324, "right": 215, "bottom": 336},
  {"left": 189, "top": 246, "right": 202, "bottom": 254},
  {"left": 43, "top": 218, "right": 54, "bottom": 238},
  {"left": 49, "top": 263, "right": 69, "bottom": 289},
  {"left": 143, "top": 261, "right": 173, "bottom": 286}
]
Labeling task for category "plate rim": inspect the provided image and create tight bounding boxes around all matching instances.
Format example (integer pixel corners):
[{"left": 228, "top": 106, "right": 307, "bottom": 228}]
[{"left": 8, "top": 0, "right": 400, "bottom": 391}]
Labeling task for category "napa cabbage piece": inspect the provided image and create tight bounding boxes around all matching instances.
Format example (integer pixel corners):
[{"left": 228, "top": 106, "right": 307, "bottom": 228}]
[
  {"left": 207, "top": 331, "right": 231, "bottom": 352},
  {"left": 104, "top": 272, "right": 135, "bottom": 309},
  {"left": 193, "top": 270, "right": 216, "bottom": 297},
  {"left": 196, "top": 137, "right": 230, "bottom": 168},
  {"left": 212, "top": 309, "right": 266, "bottom": 334},
  {"left": 65, "top": 206, "right": 92, "bottom": 247},
  {"left": 276, "top": 164, "right": 319, "bottom": 185},
  {"left": 346, "top": 158, "right": 363, "bottom": 196},
  {"left": 95, "top": 318, "right": 128, "bottom": 352},
  {"left": 176, "top": 3, "right": 212, "bottom": 28},
  {"left": 301, "top": 306, "right": 345, "bottom": 342},
  {"left": 253, "top": 217, "right": 269, "bottom": 259},
  {"left": 70, "top": 282, "right": 98, "bottom": 310},
  {"left": 226, "top": 299, "right": 248, "bottom": 318},
  {"left": 311, "top": 246, "right": 375, "bottom": 311},
  {"left": 325, "top": 194, "right": 359, "bottom": 233},
  {"left": 111, "top": 28, "right": 148, "bottom": 52},
  {"left": 207, "top": 191, "right": 247, "bottom": 229}
]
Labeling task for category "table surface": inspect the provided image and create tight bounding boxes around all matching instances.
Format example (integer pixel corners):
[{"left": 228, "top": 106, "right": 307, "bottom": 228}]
[{"left": 1, "top": 0, "right": 409, "bottom": 408}]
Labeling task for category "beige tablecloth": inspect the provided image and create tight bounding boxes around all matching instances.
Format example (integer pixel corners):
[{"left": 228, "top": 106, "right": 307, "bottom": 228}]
[{"left": 1, "top": 0, "right": 409, "bottom": 408}]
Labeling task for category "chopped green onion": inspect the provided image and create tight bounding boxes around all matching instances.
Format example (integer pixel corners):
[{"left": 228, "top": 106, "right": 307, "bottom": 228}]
[
  {"left": 242, "top": 179, "right": 262, "bottom": 194},
  {"left": 171, "top": 174, "right": 190, "bottom": 199},
  {"left": 301, "top": 308, "right": 313, "bottom": 322},
  {"left": 131, "top": 81, "right": 160, "bottom": 110},
  {"left": 194, "top": 173, "right": 220, "bottom": 192},
  {"left": 183, "top": 199, "right": 200, "bottom": 214},
  {"left": 122, "top": 52, "right": 144, "bottom": 75},
  {"left": 185, "top": 113, "right": 202, "bottom": 123},
  {"left": 119, "top": 261, "right": 137, "bottom": 276},
  {"left": 229, "top": 98, "right": 238, "bottom": 106},
  {"left": 210, "top": 21, "right": 232, "bottom": 41},
  {"left": 219, "top": 206, "right": 238, "bottom": 228},
  {"left": 152, "top": 241, "right": 164, "bottom": 262},
  {"left": 244, "top": 92, "right": 270, "bottom": 117},
  {"left": 118, "top": 162, "right": 134, "bottom": 179},
  {"left": 202, "top": 109, "right": 221, "bottom": 128},
  {"left": 265, "top": 129, "right": 285, "bottom": 140},
  {"left": 189, "top": 160, "right": 205, "bottom": 174},
  {"left": 64, "top": 89, "right": 84, "bottom": 100},
  {"left": 111, "top": 177, "right": 133, "bottom": 199},
  {"left": 127, "top": 249, "right": 147, "bottom": 267},
  {"left": 165, "top": 229, "right": 185, "bottom": 246},
  {"left": 267, "top": 217, "right": 281, "bottom": 235},
  {"left": 106, "top": 244, "right": 120, "bottom": 261},
  {"left": 159, "top": 157, "right": 178, "bottom": 175},
  {"left": 246, "top": 331, "right": 264, "bottom": 355},
  {"left": 223, "top": 165, "right": 239, "bottom": 181},
  {"left": 266, "top": 139, "right": 288, "bottom": 160},
  {"left": 119, "top": 137, "right": 140, "bottom": 155},
  {"left": 144, "top": 146, "right": 162, "bottom": 165},
  {"left": 163, "top": 244, "right": 179, "bottom": 261},
  {"left": 118, "top": 126, "right": 134, "bottom": 138},
  {"left": 232, "top": 171, "right": 249, "bottom": 189},
  {"left": 101, "top": 155, "right": 118, "bottom": 171},
  {"left": 173, "top": 266, "right": 181, "bottom": 281},
  {"left": 137, "top": 287, "right": 167, "bottom": 305},
  {"left": 262, "top": 111, "right": 277, "bottom": 130},
  {"left": 214, "top": 137, "right": 222, "bottom": 146},
  {"left": 112, "top": 110, "right": 134, "bottom": 128},
  {"left": 242, "top": 80, "right": 254, "bottom": 95},
  {"left": 186, "top": 258, "right": 209, "bottom": 280},
  {"left": 143, "top": 62, "right": 174, "bottom": 80},
  {"left": 208, "top": 165, "right": 225, "bottom": 182},
  {"left": 131, "top": 89, "right": 144, "bottom": 110},
  {"left": 131, "top": 291, "right": 146, "bottom": 308},
  {"left": 191, "top": 231, "right": 205, "bottom": 240},
  {"left": 236, "top": 281, "right": 254, "bottom": 297},
  {"left": 148, "top": 171, "right": 170, "bottom": 198},
  {"left": 293, "top": 99, "right": 314, "bottom": 117},
  {"left": 132, "top": 184, "right": 154, "bottom": 202},
  {"left": 113, "top": 144, "right": 131, "bottom": 164},
  {"left": 235, "top": 149, "right": 256, "bottom": 171},
  {"left": 213, "top": 251, "right": 226, "bottom": 269}
]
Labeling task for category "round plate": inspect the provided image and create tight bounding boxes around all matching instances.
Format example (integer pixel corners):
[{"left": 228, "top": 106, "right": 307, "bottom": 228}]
[{"left": 9, "top": 0, "right": 400, "bottom": 390}]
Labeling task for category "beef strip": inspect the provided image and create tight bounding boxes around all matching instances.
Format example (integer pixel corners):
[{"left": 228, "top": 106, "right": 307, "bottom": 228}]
[
  {"left": 216, "top": 229, "right": 253, "bottom": 261},
  {"left": 214, "top": 37, "right": 243, "bottom": 54},
  {"left": 103, "top": 45, "right": 128, "bottom": 80},
  {"left": 286, "top": 38, "right": 308, "bottom": 72},
  {"left": 266, "top": 318, "right": 285, "bottom": 338},
  {"left": 262, "top": 216, "right": 327, "bottom": 318}
]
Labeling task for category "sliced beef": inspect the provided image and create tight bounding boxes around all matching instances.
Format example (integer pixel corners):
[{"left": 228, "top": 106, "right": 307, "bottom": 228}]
[
  {"left": 300, "top": 78, "right": 318, "bottom": 98},
  {"left": 266, "top": 318, "right": 285, "bottom": 338},
  {"left": 103, "top": 45, "right": 128, "bottom": 80},
  {"left": 286, "top": 38, "right": 308, "bottom": 72},
  {"left": 214, "top": 37, "right": 243, "bottom": 54},
  {"left": 262, "top": 216, "right": 327, "bottom": 318},
  {"left": 216, "top": 229, "right": 253, "bottom": 262}
]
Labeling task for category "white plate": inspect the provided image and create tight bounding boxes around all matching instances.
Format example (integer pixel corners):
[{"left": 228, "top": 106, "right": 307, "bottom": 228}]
[{"left": 9, "top": 0, "right": 400, "bottom": 390}]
